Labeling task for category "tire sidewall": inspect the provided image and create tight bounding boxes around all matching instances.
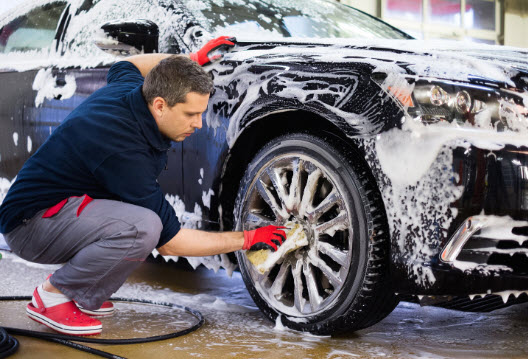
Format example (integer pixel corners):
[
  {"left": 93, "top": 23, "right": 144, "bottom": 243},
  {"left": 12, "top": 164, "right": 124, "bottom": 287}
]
[{"left": 235, "top": 133, "right": 373, "bottom": 330}]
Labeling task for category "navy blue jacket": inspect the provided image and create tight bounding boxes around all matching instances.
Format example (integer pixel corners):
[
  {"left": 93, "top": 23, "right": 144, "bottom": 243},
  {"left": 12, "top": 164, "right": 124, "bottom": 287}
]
[{"left": 0, "top": 61, "right": 181, "bottom": 247}]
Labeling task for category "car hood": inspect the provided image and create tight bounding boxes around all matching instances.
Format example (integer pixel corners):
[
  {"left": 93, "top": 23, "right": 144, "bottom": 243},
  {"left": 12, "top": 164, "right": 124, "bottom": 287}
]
[{"left": 229, "top": 38, "right": 528, "bottom": 90}]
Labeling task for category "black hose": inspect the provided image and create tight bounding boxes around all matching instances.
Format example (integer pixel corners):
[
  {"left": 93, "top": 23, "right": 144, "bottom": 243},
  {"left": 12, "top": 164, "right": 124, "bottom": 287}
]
[
  {"left": 0, "top": 296, "right": 204, "bottom": 358},
  {"left": 0, "top": 328, "right": 18, "bottom": 359}
]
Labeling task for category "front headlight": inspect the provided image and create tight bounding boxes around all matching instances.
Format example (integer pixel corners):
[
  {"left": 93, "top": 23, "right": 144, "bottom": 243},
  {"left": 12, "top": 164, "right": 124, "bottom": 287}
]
[{"left": 376, "top": 76, "right": 528, "bottom": 132}]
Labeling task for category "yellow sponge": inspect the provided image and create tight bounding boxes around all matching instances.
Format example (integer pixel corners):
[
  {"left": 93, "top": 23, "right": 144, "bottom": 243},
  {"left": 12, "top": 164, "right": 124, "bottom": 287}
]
[{"left": 246, "top": 222, "right": 308, "bottom": 274}]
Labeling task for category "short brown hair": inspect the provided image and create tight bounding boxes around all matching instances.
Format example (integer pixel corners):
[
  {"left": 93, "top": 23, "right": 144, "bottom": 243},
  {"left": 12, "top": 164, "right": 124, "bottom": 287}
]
[{"left": 142, "top": 55, "right": 214, "bottom": 106}]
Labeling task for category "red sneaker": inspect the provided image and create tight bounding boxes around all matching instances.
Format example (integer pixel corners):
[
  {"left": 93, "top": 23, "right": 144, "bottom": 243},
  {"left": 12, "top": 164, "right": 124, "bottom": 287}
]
[
  {"left": 26, "top": 287, "right": 102, "bottom": 336},
  {"left": 75, "top": 300, "right": 115, "bottom": 317}
]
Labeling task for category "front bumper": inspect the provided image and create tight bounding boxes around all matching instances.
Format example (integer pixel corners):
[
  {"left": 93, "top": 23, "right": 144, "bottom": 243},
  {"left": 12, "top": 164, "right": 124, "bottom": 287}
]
[{"left": 396, "top": 144, "right": 528, "bottom": 295}]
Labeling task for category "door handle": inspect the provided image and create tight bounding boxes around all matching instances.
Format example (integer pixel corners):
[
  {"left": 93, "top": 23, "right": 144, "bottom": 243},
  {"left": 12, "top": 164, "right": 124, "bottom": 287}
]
[
  {"left": 53, "top": 72, "right": 67, "bottom": 100},
  {"left": 55, "top": 74, "right": 67, "bottom": 87}
]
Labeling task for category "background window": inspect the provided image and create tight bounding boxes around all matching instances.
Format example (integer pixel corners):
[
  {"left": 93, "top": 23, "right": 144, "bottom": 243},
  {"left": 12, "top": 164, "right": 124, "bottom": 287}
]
[
  {"left": 381, "top": 0, "right": 500, "bottom": 44},
  {"left": 0, "top": 2, "right": 67, "bottom": 53},
  {"left": 466, "top": 0, "right": 496, "bottom": 30},
  {"left": 385, "top": 0, "right": 423, "bottom": 22},
  {"left": 428, "top": 0, "right": 461, "bottom": 26}
]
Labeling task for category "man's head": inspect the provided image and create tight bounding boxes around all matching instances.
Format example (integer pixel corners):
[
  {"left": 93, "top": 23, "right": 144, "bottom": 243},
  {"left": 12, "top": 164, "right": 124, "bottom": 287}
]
[{"left": 143, "top": 55, "right": 214, "bottom": 142}]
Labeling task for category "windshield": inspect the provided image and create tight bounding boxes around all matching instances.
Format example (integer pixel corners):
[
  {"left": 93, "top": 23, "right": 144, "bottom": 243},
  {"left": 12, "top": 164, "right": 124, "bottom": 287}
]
[{"left": 184, "top": 0, "right": 411, "bottom": 40}]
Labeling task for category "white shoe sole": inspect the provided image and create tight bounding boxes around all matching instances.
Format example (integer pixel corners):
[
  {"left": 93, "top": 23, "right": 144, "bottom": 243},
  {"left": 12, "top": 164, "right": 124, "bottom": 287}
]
[
  {"left": 27, "top": 307, "right": 102, "bottom": 336},
  {"left": 76, "top": 303, "right": 114, "bottom": 317},
  {"left": 78, "top": 307, "right": 114, "bottom": 317}
]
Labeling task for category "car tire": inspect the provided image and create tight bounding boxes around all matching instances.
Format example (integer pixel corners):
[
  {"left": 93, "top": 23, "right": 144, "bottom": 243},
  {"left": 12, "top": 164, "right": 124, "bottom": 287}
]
[{"left": 235, "top": 133, "right": 398, "bottom": 335}]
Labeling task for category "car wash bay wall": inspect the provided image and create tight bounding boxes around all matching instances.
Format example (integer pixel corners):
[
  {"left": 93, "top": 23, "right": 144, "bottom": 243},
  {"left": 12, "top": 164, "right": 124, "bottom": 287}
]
[
  {"left": 339, "top": 0, "right": 528, "bottom": 48},
  {"left": 504, "top": 0, "right": 528, "bottom": 48}
]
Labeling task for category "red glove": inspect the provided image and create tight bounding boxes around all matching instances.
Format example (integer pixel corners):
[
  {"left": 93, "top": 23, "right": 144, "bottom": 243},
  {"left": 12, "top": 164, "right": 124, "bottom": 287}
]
[
  {"left": 190, "top": 36, "right": 236, "bottom": 66},
  {"left": 243, "top": 225, "right": 287, "bottom": 251}
]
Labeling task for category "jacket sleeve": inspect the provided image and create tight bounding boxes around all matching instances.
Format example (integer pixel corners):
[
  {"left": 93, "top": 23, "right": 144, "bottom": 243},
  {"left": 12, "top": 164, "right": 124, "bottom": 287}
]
[
  {"left": 107, "top": 61, "right": 144, "bottom": 85},
  {"left": 93, "top": 149, "right": 180, "bottom": 247}
]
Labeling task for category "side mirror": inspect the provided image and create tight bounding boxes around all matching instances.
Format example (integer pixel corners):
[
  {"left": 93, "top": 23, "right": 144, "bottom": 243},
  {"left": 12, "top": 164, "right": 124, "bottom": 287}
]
[{"left": 95, "top": 19, "right": 159, "bottom": 55}]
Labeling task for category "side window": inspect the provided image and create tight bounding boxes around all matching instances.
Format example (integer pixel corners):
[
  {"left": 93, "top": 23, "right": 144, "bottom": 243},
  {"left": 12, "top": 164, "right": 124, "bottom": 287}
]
[{"left": 0, "top": 1, "right": 68, "bottom": 54}]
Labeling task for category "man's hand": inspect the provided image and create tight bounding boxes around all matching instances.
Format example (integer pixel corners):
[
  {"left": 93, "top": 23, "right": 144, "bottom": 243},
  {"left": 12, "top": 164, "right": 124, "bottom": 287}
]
[
  {"left": 243, "top": 225, "right": 287, "bottom": 251},
  {"left": 190, "top": 36, "right": 236, "bottom": 66}
]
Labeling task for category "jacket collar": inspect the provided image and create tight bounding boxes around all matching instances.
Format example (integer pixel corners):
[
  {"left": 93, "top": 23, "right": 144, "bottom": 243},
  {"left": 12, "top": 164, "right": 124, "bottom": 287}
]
[{"left": 128, "top": 85, "right": 172, "bottom": 151}]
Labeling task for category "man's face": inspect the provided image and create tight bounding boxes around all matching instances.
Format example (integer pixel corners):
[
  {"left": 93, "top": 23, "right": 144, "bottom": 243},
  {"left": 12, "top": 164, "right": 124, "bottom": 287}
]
[{"left": 153, "top": 92, "right": 210, "bottom": 142}]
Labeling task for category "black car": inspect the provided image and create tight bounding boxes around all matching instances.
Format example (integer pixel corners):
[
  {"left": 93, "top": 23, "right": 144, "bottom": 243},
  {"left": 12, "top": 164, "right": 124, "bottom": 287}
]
[{"left": 1, "top": 0, "right": 528, "bottom": 335}]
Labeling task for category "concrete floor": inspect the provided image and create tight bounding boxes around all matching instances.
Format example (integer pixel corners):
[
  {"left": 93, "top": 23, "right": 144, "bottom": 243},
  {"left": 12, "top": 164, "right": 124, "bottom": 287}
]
[{"left": 1, "top": 250, "right": 527, "bottom": 359}]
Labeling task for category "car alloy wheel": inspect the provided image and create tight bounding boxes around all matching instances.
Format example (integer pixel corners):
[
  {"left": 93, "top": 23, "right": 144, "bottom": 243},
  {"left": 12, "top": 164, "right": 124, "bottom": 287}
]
[
  {"left": 235, "top": 133, "right": 397, "bottom": 334},
  {"left": 240, "top": 153, "right": 353, "bottom": 317}
]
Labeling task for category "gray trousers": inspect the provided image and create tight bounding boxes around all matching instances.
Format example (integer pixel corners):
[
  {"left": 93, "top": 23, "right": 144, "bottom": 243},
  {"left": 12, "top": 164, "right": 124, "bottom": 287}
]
[{"left": 4, "top": 196, "right": 163, "bottom": 310}]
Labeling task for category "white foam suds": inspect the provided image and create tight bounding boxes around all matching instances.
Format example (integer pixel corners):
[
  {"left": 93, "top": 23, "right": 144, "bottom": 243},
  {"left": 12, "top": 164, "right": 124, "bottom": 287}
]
[
  {"left": 185, "top": 253, "right": 237, "bottom": 277},
  {"left": 165, "top": 194, "right": 203, "bottom": 229},
  {"left": 202, "top": 189, "right": 214, "bottom": 209},
  {"left": 210, "top": 297, "right": 256, "bottom": 313},
  {"left": 495, "top": 290, "right": 528, "bottom": 304},
  {"left": 368, "top": 127, "right": 462, "bottom": 285},
  {"left": 12, "top": 133, "right": 18, "bottom": 146},
  {"left": 198, "top": 168, "right": 204, "bottom": 185},
  {"left": 326, "top": 350, "right": 360, "bottom": 358},
  {"left": 223, "top": 40, "right": 522, "bottom": 86},
  {"left": 0, "top": 0, "right": 199, "bottom": 73},
  {"left": 32, "top": 68, "right": 77, "bottom": 107},
  {"left": 27, "top": 136, "right": 32, "bottom": 153},
  {"left": 370, "top": 87, "right": 528, "bottom": 285},
  {"left": 472, "top": 214, "right": 528, "bottom": 244},
  {"left": 474, "top": 247, "right": 528, "bottom": 255},
  {"left": 8, "top": 253, "right": 62, "bottom": 270},
  {"left": 453, "top": 260, "right": 512, "bottom": 273},
  {"left": 274, "top": 314, "right": 286, "bottom": 332},
  {"left": 114, "top": 282, "right": 254, "bottom": 314},
  {"left": 450, "top": 215, "right": 528, "bottom": 274},
  {"left": 0, "top": 177, "right": 15, "bottom": 206},
  {"left": 468, "top": 290, "right": 528, "bottom": 304},
  {"left": 377, "top": 119, "right": 528, "bottom": 189},
  {"left": 163, "top": 193, "right": 236, "bottom": 276}
]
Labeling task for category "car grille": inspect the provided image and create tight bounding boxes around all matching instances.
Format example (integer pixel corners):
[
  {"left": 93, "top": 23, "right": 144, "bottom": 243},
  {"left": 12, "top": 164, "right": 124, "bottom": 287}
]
[{"left": 456, "top": 226, "right": 528, "bottom": 275}]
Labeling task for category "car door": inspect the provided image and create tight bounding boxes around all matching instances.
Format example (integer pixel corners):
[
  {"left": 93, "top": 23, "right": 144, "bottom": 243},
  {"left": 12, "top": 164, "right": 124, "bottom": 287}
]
[
  {"left": 0, "top": 1, "right": 71, "bottom": 184},
  {"left": 0, "top": 0, "right": 189, "bottom": 209},
  {"left": 170, "top": 0, "right": 228, "bottom": 230}
]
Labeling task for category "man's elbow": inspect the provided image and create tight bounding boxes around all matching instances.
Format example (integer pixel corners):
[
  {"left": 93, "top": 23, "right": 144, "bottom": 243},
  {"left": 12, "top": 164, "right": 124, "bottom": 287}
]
[{"left": 157, "top": 246, "right": 170, "bottom": 256}]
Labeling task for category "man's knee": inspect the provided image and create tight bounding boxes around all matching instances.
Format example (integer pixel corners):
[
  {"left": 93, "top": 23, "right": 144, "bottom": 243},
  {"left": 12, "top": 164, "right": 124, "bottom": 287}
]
[{"left": 134, "top": 209, "right": 163, "bottom": 253}]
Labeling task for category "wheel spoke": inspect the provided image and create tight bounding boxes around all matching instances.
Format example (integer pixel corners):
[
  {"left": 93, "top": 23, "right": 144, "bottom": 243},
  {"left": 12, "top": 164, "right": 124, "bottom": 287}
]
[
  {"left": 314, "top": 210, "right": 349, "bottom": 237},
  {"left": 270, "top": 262, "right": 290, "bottom": 300},
  {"left": 303, "top": 261, "right": 323, "bottom": 312},
  {"left": 244, "top": 212, "right": 276, "bottom": 230},
  {"left": 266, "top": 167, "right": 290, "bottom": 215},
  {"left": 305, "top": 188, "right": 340, "bottom": 223},
  {"left": 291, "top": 258, "right": 306, "bottom": 313},
  {"left": 256, "top": 179, "right": 288, "bottom": 219},
  {"left": 287, "top": 158, "right": 303, "bottom": 212},
  {"left": 308, "top": 251, "right": 342, "bottom": 288},
  {"left": 317, "top": 241, "right": 348, "bottom": 266},
  {"left": 298, "top": 169, "right": 322, "bottom": 218}
]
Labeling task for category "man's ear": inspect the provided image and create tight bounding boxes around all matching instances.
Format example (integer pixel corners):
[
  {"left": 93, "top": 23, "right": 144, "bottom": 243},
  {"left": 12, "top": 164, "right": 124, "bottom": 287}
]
[{"left": 151, "top": 97, "right": 167, "bottom": 118}]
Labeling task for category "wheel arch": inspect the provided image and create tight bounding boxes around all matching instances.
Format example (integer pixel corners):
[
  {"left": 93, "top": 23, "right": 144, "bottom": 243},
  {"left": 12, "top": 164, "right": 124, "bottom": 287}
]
[{"left": 217, "top": 109, "right": 389, "bottom": 238}]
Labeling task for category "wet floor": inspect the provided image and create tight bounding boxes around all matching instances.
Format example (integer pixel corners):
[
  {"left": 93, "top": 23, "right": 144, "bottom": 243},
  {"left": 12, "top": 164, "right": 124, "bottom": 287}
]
[{"left": 1, "top": 250, "right": 527, "bottom": 359}]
